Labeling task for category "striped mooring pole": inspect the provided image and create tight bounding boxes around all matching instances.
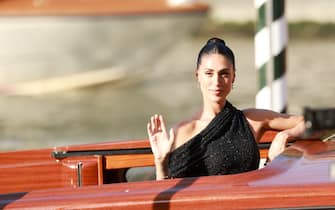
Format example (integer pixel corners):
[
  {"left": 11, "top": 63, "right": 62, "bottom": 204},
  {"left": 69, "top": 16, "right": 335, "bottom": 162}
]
[{"left": 254, "top": 0, "right": 288, "bottom": 113}]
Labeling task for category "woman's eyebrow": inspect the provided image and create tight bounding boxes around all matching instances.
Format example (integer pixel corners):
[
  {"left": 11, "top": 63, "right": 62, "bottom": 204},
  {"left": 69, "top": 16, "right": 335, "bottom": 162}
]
[
  {"left": 219, "top": 68, "right": 231, "bottom": 72},
  {"left": 203, "top": 68, "right": 230, "bottom": 71},
  {"left": 202, "top": 68, "right": 214, "bottom": 72}
]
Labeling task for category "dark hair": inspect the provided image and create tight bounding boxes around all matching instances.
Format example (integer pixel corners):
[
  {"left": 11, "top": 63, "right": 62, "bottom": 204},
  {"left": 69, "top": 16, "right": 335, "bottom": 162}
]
[{"left": 196, "top": 37, "right": 236, "bottom": 70}]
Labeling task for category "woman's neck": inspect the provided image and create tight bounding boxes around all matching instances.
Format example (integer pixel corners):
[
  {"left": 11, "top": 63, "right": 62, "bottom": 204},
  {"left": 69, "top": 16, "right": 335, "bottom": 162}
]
[{"left": 199, "top": 100, "right": 226, "bottom": 121}]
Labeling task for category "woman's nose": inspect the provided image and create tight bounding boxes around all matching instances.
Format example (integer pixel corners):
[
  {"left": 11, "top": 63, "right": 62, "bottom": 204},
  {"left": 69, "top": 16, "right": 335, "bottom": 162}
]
[{"left": 213, "top": 74, "right": 221, "bottom": 84}]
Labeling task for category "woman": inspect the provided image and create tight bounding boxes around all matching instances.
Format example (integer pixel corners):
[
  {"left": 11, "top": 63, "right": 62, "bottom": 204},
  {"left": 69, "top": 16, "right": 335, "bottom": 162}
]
[{"left": 147, "top": 37, "right": 305, "bottom": 180}]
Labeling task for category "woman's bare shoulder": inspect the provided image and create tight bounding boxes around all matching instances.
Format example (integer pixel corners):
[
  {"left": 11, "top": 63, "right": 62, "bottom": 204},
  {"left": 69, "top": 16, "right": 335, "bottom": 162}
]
[
  {"left": 173, "top": 115, "right": 202, "bottom": 149},
  {"left": 172, "top": 119, "right": 196, "bottom": 149},
  {"left": 173, "top": 110, "right": 202, "bottom": 143}
]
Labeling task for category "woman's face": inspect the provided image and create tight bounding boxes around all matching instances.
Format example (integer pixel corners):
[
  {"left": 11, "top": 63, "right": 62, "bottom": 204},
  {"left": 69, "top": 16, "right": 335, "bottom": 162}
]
[{"left": 196, "top": 53, "right": 235, "bottom": 105}]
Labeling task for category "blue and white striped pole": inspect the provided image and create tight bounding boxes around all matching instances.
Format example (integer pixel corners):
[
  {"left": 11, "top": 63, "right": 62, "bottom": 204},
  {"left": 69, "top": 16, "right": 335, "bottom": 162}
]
[{"left": 255, "top": 0, "right": 288, "bottom": 113}]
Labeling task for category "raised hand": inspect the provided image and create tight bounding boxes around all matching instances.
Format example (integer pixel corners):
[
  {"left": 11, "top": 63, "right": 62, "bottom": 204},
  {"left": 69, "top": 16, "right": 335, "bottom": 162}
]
[{"left": 147, "top": 114, "right": 175, "bottom": 163}]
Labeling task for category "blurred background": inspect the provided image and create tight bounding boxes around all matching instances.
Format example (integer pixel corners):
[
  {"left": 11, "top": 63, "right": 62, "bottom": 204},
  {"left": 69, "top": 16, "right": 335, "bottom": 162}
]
[{"left": 0, "top": 0, "right": 334, "bottom": 151}]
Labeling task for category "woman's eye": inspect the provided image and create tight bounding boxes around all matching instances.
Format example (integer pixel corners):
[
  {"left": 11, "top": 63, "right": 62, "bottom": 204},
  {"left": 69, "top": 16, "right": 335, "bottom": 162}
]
[
  {"left": 205, "top": 72, "right": 213, "bottom": 76},
  {"left": 220, "top": 72, "right": 229, "bottom": 77}
]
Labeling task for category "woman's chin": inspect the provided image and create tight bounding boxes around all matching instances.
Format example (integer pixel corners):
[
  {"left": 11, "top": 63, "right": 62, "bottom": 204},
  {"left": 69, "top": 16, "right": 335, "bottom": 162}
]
[{"left": 208, "top": 95, "right": 226, "bottom": 104}]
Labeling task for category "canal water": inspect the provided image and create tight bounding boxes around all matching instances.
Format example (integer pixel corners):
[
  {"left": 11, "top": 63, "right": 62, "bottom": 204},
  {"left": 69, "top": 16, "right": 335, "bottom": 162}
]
[{"left": 0, "top": 33, "right": 334, "bottom": 151}]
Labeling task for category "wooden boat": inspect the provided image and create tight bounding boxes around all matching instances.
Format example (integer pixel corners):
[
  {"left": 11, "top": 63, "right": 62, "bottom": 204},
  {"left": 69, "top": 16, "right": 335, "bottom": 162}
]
[
  {"left": 1, "top": 128, "right": 335, "bottom": 209},
  {"left": 0, "top": 0, "right": 208, "bottom": 94}
]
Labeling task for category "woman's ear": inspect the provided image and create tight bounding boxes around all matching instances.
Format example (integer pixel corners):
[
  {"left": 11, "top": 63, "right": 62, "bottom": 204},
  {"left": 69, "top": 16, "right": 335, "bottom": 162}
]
[{"left": 195, "top": 69, "right": 199, "bottom": 80}]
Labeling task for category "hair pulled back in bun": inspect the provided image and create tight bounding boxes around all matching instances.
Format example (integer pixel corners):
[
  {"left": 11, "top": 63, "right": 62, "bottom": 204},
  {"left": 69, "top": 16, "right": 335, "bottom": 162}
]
[
  {"left": 206, "top": 37, "right": 226, "bottom": 46},
  {"left": 196, "top": 37, "right": 235, "bottom": 70}
]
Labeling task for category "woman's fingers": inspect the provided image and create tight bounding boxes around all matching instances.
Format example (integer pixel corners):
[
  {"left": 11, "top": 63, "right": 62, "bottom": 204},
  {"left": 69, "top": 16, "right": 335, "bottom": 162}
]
[
  {"left": 147, "top": 123, "right": 152, "bottom": 137},
  {"left": 148, "top": 114, "right": 171, "bottom": 140},
  {"left": 152, "top": 115, "right": 159, "bottom": 132},
  {"left": 155, "top": 114, "right": 160, "bottom": 130},
  {"left": 268, "top": 131, "right": 288, "bottom": 161},
  {"left": 169, "top": 128, "right": 175, "bottom": 145},
  {"left": 149, "top": 114, "right": 165, "bottom": 133},
  {"left": 159, "top": 115, "right": 167, "bottom": 133}
]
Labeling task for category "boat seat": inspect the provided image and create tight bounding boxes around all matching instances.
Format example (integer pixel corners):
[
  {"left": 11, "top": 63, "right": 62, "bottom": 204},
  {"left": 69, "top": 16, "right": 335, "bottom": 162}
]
[{"left": 101, "top": 130, "right": 282, "bottom": 183}]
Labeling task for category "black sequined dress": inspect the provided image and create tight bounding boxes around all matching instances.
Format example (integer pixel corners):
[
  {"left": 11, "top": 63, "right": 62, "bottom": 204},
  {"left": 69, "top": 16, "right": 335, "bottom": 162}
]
[{"left": 168, "top": 101, "right": 260, "bottom": 178}]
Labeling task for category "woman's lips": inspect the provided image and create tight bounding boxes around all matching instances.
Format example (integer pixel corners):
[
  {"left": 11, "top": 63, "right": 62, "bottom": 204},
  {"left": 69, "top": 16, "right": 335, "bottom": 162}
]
[{"left": 209, "top": 89, "right": 223, "bottom": 95}]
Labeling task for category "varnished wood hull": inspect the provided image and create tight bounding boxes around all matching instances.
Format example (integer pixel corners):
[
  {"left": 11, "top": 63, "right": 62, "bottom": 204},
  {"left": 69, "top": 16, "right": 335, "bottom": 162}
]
[
  {"left": 1, "top": 131, "right": 334, "bottom": 209},
  {"left": 0, "top": 0, "right": 208, "bottom": 16}
]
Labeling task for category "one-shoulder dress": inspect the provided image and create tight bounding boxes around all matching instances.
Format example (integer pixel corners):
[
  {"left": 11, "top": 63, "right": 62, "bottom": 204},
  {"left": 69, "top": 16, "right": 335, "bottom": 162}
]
[{"left": 168, "top": 101, "right": 260, "bottom": 178}]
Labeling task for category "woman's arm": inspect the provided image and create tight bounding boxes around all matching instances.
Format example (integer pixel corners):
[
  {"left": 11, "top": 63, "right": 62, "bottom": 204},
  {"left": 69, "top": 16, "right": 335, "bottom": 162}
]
[
  {"left": 147, "top": 114, "right": 175, "bottom": 180},
  {"left": 244, "top": 109, "right": 306, "bottom": 161},
  {"left": 267, "top": 119, "right": 305, "bottom": 161}
]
